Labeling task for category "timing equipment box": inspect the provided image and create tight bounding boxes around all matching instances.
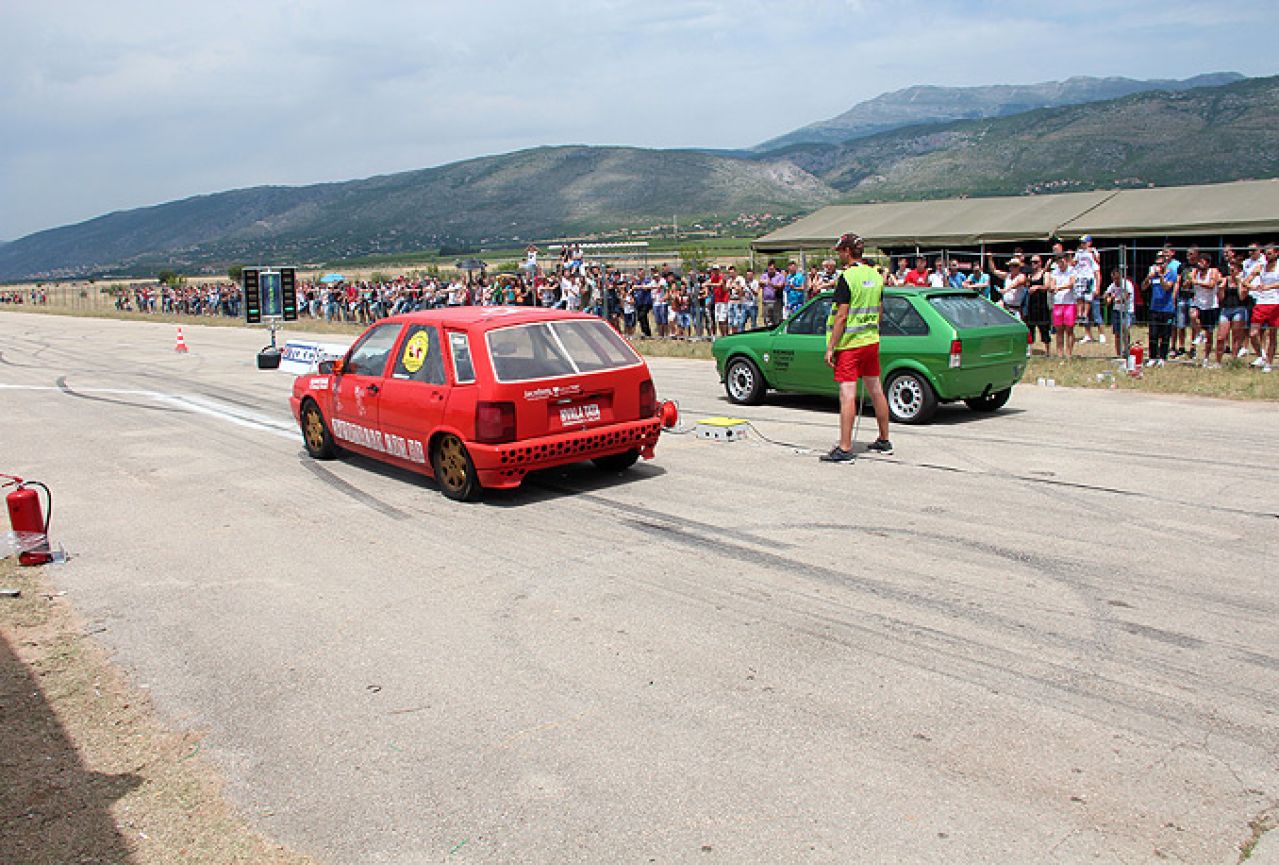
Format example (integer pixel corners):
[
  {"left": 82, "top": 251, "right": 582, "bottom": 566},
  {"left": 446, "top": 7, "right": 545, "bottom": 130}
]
[
  {"left": 695, "top": 417, "right": 749, "bottom": 441},
  {"left": 243, "top": 267, "right": 298, "bottom": 323}
]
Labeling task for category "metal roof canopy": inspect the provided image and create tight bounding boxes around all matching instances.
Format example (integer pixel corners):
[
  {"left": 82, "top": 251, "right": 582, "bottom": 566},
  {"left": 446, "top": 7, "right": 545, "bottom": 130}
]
[
  {"left": 753, "top": 179, "right": 1279, "bottom": 251},
  {"left": 1060, "top": 179, "right": 1279, "bottom": 238}
]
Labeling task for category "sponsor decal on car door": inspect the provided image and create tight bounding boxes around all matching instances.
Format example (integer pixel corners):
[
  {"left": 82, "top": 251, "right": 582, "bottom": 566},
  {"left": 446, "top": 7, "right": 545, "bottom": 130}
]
[
  {"left": 376, "top": 324, "right": 445, "bottom": 466},
  {"left": 331, "top": 323, "right": 400, "bottom": 457},
  {"left": 771, "top": 297, "right": 835, "bottom": 393}
]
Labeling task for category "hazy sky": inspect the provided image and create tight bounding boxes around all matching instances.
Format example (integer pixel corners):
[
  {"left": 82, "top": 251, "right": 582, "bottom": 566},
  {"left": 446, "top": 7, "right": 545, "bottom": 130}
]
[{"left": 1, "top": 0, "right": 1273, "bottom": 240}]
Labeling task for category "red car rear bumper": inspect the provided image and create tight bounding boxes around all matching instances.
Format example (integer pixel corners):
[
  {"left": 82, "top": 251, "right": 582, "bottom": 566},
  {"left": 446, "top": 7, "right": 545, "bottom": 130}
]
[{"left": 470, "top": 418, "right": 663, "bottom": 489}]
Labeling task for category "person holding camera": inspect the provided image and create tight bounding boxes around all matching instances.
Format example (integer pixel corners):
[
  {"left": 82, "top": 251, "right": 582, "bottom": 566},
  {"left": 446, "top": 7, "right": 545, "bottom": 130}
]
[{"left": 1144, "top": 251, "right": 1177, "bottom": 365}]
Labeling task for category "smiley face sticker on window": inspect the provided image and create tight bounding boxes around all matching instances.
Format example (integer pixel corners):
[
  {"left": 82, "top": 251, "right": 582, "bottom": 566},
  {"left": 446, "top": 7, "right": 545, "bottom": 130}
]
[{"left": 402, "top": 330, "right": 430, "bottom": 374}]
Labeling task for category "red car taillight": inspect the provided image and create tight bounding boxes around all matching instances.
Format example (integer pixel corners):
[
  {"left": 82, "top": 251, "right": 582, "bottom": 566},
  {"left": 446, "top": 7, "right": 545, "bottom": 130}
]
[
  {"left": 475, "top": 401, "right": 516, "bottom": 444},
  {"left": 639, "top": 379, "right": 657, "bottom": 418},
  {"left": 1026, "top": 328, "right": 1034, "bottom": 357},
  {"left": 949, "top": 339, "right": 963, "bottom": 369}
]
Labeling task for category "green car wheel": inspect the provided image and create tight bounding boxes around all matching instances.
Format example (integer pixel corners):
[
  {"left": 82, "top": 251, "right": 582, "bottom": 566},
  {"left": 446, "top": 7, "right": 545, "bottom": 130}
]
[
  {"left": 885, "top": 370, "right": 938, "bottom": 425},
  {"left": 724, "top": 357, "right": 766, "bottom": 405}
]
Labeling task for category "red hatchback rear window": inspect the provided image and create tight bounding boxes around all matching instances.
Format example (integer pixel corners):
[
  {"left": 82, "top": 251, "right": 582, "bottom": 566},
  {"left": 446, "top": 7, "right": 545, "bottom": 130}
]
[{"left": 486, "top": 320, "right": 640, "bottom": 382}]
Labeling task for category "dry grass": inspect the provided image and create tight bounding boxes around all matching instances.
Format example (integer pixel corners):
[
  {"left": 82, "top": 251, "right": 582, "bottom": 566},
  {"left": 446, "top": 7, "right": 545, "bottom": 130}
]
[
  {"left": 1024, "top": 326, "right": 1279, "bottom": 400},
  {"left": 0, "top": 557, "right": 318, "bottom": 865},
  {"left": 1025, "top": 354, "right": 1279, "bottom": 400},
  {"left": 628, "top": 336, "right": 717, "bottom": 359}
]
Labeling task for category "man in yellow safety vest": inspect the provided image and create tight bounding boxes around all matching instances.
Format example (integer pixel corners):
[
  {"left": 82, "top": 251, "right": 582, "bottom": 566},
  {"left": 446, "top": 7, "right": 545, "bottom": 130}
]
[{"left": 820, "top": 233, "right": 892, "bottom": 462}]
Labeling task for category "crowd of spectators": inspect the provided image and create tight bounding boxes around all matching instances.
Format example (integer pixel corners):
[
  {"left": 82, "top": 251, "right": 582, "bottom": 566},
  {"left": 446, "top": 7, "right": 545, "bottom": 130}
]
[
  {"left": 111, "top": 282, "right": 244, "bottom": 316},
  {"left": 0, "top": 289, "right": 48, "bottom": 305},
  {"left": 1135, "top": 242, "right": 1277, "bottom": 371},
  {"left": 65, "top": 240, "right": 1279, "bottom": 374},
  {"left": 267, "top": 258, "right": 821, "bottom": 341},
  {"left": 983, "top": 239, "right": 1276, "bottom": 372},
  {"left": 81, "top": 250, "right": 863, "bottom": 342}
]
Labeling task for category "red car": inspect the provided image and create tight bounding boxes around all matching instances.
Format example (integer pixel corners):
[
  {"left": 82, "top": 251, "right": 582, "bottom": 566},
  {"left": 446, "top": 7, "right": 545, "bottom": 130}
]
[{"left": 290, "top": 307, "right": 665, "bottom": 500}]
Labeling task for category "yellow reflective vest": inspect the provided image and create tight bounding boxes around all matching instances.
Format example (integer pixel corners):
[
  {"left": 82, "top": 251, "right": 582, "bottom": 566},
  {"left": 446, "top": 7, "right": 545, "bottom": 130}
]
[{"left": 826, "top": 263, "right": 883, "bottom": 350}]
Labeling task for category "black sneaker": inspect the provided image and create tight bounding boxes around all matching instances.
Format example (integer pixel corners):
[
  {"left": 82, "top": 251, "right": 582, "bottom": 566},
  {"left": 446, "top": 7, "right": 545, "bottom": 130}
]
[
  {"left": 819, "top": 446, "right": 855, "bottom": 463},
  {"left": 865, "top": 438, "right": 894, "bottom": 454},
  {"left": 1188, "top": 348, "right": 1197, "bottom": 360}
]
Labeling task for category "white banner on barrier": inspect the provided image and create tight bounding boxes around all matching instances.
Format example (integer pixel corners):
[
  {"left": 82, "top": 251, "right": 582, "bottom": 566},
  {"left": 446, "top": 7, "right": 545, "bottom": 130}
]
[{"left": 279, "top": 340, "right": 351, "bottom": 374}]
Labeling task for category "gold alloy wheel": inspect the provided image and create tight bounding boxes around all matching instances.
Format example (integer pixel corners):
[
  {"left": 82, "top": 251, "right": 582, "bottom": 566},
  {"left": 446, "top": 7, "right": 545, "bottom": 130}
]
[
  {"left": 303, "top": 407, "right": 327, "bottom": 453},
  {"left": 436, "top": 435, "right": 469, "bottom": 492}
]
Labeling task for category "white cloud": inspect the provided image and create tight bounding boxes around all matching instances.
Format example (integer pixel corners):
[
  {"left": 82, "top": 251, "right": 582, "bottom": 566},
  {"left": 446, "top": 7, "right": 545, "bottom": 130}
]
[{"left": 0, "top": 0, "right": 1271, "bottom": 239}]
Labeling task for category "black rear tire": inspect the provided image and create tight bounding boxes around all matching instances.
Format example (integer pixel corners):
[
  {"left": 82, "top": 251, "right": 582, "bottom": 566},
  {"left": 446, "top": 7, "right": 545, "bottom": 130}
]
[
  {"left": 300, "top": 401, "right": 338, "bottom": 459},
  {"left": 885, "top": 370, "right": 938, "bottom": 425},
  {"left": 724, "top": 356, "right": 766, "bottom": 405},
  {"left": 593, "top": 449, "right": 641, "bottom": 472},
  {"left": 964, "top": 388, "right": 1012, "bottom": 413}
]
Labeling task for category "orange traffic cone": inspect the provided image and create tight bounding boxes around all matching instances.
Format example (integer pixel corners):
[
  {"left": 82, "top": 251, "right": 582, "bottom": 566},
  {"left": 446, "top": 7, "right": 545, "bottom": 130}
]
[{"left": 174, "top": 326, "right": 189, "bottom": 353}]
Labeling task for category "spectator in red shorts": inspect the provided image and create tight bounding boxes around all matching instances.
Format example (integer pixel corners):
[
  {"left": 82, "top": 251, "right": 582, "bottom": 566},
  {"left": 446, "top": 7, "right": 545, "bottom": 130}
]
[
  {"left": 821, "top": 233, "right": 892, "bottom": 462},
  {"left": 1246, "top": 243, "right": 1279, "bottom": 373}
]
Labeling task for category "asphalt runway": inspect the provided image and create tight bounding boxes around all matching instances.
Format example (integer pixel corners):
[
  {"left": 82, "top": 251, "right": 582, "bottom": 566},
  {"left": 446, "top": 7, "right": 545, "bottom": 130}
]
[{"left": 2, "top": 312, "right": 1276, "bottom": 864}]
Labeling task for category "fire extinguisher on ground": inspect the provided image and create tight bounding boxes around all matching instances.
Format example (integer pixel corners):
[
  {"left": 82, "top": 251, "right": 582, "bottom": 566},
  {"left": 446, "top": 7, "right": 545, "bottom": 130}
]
[
  {"left": 1127, "top": 342, "right": 1144, "bottom": 377},
  {"left": 3, "top": 474, "right": 53, "bottom": 566}
]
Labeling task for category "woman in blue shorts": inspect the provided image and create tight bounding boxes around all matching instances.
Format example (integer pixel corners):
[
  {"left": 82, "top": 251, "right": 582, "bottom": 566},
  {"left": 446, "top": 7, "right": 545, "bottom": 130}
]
[{"left": 1215, "top": 262, "right": 1249, "bottom": 364}]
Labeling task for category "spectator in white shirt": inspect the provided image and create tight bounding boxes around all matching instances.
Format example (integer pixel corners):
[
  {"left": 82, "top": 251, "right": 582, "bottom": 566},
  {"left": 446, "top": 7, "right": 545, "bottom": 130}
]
[
  {"left": 1103, "top": 268, "right": 1134, "bottom": 357},
  {"left": 927, "top": 257, "right": 947, "bottom": 289}
]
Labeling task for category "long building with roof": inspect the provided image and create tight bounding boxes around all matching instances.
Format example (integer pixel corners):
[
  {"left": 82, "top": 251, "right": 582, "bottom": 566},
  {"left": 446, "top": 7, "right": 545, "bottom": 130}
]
[{"left": 751, "top": 179, "right": 1279, "bottom": 276}]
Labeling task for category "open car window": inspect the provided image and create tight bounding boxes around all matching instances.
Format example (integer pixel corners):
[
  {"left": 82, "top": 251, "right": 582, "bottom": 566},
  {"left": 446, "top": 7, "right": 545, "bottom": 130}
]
[
  {"left": 344, "top": 324, "right": 400, "bottom": 377},
  {"left": 929, "top": 294, "right": 1018, "bottom": 329},
  {"left": 486, "top": 319, "right": 640, "bottom": 382}
]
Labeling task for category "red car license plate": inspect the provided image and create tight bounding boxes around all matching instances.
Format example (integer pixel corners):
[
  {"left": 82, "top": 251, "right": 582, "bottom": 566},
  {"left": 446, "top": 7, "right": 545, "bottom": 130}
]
[{"left": 559, "top": 403, "right": 601, "bottom": 425}]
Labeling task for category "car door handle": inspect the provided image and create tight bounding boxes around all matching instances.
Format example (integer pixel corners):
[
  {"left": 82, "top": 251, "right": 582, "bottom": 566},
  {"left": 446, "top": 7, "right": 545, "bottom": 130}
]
[{"left": 367, "top": 384, "right": 380, "bottom": 394}]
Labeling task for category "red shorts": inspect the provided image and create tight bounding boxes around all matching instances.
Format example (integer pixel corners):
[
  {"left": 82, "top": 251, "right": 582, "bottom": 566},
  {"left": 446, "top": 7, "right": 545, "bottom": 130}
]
[
  {"left": 833, "top": 343, "right": 880, "bottom": 383},
  {"left": 1253, "top": 304, "right": 1279, "bottom": 329}
]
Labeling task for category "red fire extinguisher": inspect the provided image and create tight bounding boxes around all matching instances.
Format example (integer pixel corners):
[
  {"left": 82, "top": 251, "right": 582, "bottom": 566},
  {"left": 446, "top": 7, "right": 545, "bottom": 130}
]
[
  {"left": 2, "top": 474, "right": 53, "bottom": 566},
  {"left": 1127, "top": 342, "right": 1144, "bottom": 377}
]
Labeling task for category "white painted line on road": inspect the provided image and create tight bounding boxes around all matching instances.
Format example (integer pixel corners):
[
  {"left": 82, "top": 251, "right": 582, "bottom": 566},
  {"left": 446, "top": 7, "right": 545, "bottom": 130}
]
[
  {"left": 2, "top": 382, "right": 298, "bottom": 441},
  {"left": 153, "top": 394, "right": 297, "bottom": 440},
  {"left": 0, "top": 384, "right": 158, "bottom": 396}
]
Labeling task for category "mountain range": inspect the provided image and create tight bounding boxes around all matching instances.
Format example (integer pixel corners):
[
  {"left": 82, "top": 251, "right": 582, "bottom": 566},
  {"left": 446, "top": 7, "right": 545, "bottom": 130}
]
[
  {"left": 752, "top": 72, "right": 1245, "bottom": 151},
  {"left": 778, "top": 74, "right": 1279, "bottom": 200},
  {"left": 1, "top": 72, "right": 1273, "bottom": 281}
]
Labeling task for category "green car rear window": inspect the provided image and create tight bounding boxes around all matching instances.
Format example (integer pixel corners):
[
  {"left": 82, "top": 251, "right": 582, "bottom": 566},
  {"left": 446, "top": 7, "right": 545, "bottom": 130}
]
[{"left": 929, "top": 295, "right": 1018, "bottom": 329}]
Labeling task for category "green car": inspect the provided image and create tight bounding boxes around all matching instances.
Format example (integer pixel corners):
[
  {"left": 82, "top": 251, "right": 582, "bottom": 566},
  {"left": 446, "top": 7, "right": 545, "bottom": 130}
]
[{"left": 712, "top": 288, "right": 1029, "bottom": 424}]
